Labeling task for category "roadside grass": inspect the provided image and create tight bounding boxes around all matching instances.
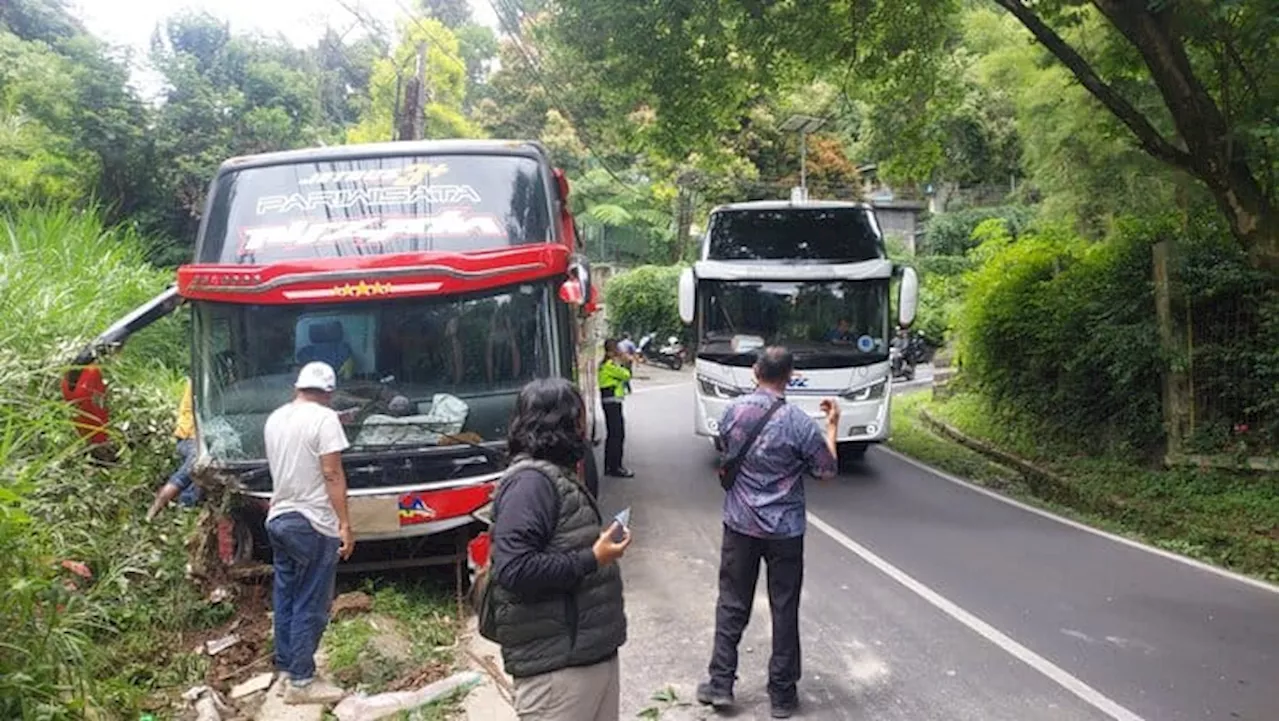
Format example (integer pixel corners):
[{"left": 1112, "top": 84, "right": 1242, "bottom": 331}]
[
  {"left": 323, "top": 580, "right": 464, "bottom": 717},
  {"left": 0, "top": 206, "right": 227, "bottom": 718},
  {"left": 889, "top": 391, "right": 1279, "bottom": 582}
]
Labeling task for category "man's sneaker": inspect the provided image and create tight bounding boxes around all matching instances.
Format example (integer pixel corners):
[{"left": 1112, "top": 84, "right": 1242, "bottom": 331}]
[
  {"left": 770, "top": 696, "right": 799, "bottom": 718},
  {"left": 283, "top": 678, "right": 346, "bottom": 705},
  {"left": 606, "top": 467, "right": 635, "bottom": 478},
  {"left": 695, "top": 681, "right": 733, "bottom": 709}
]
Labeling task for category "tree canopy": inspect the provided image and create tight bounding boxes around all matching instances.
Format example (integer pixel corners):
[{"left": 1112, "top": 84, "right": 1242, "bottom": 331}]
[
  {"left": 551, "top": 0, "right": 1276, "bottom": 267},
  {"left": 0, "top": 0, "right": 1273, "bottom": 270}
]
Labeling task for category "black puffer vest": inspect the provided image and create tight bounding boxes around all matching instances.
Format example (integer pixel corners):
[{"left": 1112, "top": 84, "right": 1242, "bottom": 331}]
[{"left": 489, "top": 456, "right": 627, "bottom": 678}]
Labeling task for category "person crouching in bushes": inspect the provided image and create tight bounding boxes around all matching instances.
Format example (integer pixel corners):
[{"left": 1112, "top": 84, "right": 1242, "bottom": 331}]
[
  {"left": 599, "top": 339, "right": 633, "bottom": 478},
  {"left": 147, "top": 377, "right": 201, "bottom": 521},
  {"left": 488, "top": 377, "right": 632, "bottom": 720}
]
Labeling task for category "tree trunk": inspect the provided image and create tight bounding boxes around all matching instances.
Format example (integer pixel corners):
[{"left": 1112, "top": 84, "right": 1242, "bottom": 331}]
[
  {"left": 673, "top": 182, "right": 694, "bottom": 263},
  {"left": 1090, "top": 0, "right": 1277, "bottom": 271},
  {"left": 993, "top": 0, "right": 1278, "bottom": 271}
]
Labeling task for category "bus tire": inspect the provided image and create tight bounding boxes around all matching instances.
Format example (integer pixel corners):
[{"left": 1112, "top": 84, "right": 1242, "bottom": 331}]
[
  {"left": 837, "top": 442, "right": 867, "bottom": 471},
  {"left": 583, "top": 445, "right": 601, "bottom": 499}
]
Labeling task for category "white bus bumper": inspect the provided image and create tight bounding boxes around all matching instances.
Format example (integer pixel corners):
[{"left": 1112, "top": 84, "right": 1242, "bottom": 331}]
[{"left": 695, "top": 391, "right": 889, "bottom": 443}]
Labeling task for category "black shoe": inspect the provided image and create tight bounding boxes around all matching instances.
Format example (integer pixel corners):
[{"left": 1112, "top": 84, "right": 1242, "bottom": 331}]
[
  {"left": 770, "top": 696, "right": 799, "bottom": 718},
  {"left": 606, "top": 467, "right": 635, "bottom": 478},
  {"left": 695, "top": 681, "right": 733, "bottom": 709}
]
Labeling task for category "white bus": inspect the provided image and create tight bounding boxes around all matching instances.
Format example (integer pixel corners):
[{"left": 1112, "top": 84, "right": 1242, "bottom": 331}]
[{"left": 677, "top": 200, "right": 918, "bottom": 464}]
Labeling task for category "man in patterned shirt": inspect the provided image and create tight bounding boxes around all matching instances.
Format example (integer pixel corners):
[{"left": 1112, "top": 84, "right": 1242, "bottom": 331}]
[{"left": 697, "top": 346, "right": 839, "bottom": 719}]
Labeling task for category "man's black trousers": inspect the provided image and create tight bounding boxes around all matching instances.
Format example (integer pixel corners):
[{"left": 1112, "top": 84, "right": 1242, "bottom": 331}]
[
  {"left": 707, "top": 525, "right": 804, "bottom": 704},
  {"left": 603, "top": 400, "right": 625, "bottom": 472}
]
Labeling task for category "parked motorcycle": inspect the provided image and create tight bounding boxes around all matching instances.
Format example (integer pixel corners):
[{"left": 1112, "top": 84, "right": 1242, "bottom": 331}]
[
  {"left": 891, "top": 332, "right": 930, "bottom": 380},
  {"left": 638, "top": 332, "right": 684, "bottom": 371}
]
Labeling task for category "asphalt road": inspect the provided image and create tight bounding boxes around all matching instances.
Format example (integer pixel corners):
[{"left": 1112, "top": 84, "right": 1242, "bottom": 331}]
[{"left": 594, "top": 371, "right": 1278, "bottom": 720}]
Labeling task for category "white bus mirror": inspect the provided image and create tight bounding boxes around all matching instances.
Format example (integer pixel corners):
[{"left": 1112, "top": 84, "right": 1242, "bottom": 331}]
[
  {"left": 898, "top": 266, "right": 919, "bottom": 328},
  {"left": 678, "top": 268, "right": 695, "bottom": 324}
]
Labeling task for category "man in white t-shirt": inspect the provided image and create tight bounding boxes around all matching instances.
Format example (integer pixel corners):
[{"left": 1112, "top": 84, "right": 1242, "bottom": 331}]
[{"left": 264, "top": 361, "right": 354, "bottom": 705}]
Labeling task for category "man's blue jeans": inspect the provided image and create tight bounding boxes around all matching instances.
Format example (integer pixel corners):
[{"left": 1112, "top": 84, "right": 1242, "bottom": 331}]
[
  {"left": 167, "top": 439, "right": 202, "bottom": 506},
  {"left": 267, "top": 512, "right": 339, "bottom": 683}
]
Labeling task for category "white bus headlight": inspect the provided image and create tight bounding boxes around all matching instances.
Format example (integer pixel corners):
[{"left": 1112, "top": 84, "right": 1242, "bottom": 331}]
[
  {"left": 698, "top": 376, "right": 744, "bottom": 399},
  {"left": 842, "top": 379, "right": 887, "bottom": 402}
]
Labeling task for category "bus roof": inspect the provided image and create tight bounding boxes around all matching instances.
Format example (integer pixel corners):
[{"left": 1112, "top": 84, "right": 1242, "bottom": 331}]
[
  {"left": 217, "top": 139, "right": 550, "bottom": 173},
  {"left": 709, "top": 199, "right": 874, "bottom": 214}
]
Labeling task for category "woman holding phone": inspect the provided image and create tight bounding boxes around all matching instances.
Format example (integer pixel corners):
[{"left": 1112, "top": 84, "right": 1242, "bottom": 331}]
[{"left": 487, "top": 378, "right": 632, "bottom": 721}]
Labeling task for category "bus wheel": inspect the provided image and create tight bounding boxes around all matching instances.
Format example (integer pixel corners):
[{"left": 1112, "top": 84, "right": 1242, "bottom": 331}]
[
  {"left": 837, "top": 442, "right": 867, "bottom": 471},
  {"left": 208, "top": 513, "right": 257, "bottom": 570},
  {"left": 583, "top": 446, "right": 601, "bottom": 499}
]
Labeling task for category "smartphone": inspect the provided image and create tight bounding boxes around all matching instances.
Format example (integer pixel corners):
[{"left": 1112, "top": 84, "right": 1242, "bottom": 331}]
[{"left": 611, "top": 507, "right": 631, "bottom": 542}]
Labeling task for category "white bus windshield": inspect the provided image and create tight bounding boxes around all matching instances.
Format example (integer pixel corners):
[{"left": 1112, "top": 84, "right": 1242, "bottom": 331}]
[
  {"left": 698, "top": 279, "right": 889, "bottom": 368},
  {"left": 706, "top": 207, "right": 884, "bottom": 262}
]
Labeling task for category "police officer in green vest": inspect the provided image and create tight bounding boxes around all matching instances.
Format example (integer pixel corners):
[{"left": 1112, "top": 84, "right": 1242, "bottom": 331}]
[{"left": 599, "top": 338, "right": 634, "bottom": 478}]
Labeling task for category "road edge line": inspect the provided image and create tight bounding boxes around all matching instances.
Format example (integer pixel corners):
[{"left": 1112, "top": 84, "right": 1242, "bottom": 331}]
[
  {"left": 807, "top": 512, "right": 1147, "bottom": 721},
  {"left": 875, "top": 445, "right": 1278, "bottom": 594}
]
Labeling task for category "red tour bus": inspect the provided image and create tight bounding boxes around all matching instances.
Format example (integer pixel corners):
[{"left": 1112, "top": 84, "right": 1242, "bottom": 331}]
[{"left": 63, "top": 140, "right": 602, "bottom": 575}]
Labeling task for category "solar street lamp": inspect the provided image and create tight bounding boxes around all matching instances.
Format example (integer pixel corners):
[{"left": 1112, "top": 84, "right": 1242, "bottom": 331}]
[{"left": 779, "top": 114, "right": 827, "bottom": 198}]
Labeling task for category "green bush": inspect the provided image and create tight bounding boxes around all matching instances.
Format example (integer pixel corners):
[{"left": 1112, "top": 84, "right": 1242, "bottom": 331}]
[
  {"left": 904, "top": 251, "right": 977, "bottom": 348},
  {"left": 920, "top": 204, "right": 1036, "bottom": 256},
  {"left": 603, "top": 265, "right": 685, "bottom": 342},
  {"left": 0, "top": 206, "right": 194, "bottom": 718},
  {"left": 914, "top": 271, "right": 964, "bottom": 348},
  {"left": 955, "top": 218, "right": 1166, "bottom": 452}
]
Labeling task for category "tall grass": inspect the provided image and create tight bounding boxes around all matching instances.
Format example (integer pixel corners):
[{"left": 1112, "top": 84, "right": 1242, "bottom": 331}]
[{"left": 0, "top": 207, "right": 204, "bottom": 718}]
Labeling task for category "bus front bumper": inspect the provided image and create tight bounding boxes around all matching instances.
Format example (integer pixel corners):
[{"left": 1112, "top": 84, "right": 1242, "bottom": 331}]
[{"left": 695, "top": 393, "right": 889, "bottom": 444}]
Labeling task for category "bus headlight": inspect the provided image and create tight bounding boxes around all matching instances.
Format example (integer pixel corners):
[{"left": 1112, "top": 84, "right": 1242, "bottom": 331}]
[
  {"left": 698, "top": 376, "right": 744, "bottom": 399},
  {"left": 842, "top": 379, "right": 886, "bottom": 402}
]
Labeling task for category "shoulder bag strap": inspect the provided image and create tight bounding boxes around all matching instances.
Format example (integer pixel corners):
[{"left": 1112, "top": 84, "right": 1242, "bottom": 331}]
[{"left": 727, "top": 397, "right": 786, "bottom": 468}]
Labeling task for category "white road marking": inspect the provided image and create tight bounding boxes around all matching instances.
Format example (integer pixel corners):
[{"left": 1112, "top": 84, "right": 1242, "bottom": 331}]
[
  {"left": 807, "top": 512, "right": 1146, "bottom": 721},
  {"left": 875, "top": 446, "right": 1278, "bottom": 593}
]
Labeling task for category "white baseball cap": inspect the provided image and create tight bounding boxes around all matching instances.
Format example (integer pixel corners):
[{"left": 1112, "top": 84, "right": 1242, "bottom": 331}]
[{"left": 295, "top": 362, "right": 337, "bottom": 392}]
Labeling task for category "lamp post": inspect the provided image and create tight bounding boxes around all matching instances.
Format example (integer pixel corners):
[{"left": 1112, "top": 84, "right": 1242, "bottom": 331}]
[{"left": 780, "top": 114, "right": 826, "bottom": 201}]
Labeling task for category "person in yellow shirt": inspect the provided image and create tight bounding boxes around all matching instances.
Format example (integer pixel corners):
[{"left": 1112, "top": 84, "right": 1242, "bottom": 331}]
[
  {"left": 146, "top": 378, "right": 201, "bottom": 520},
  {"left": 599, "top": 339, "right": 634, "bottom": 478}
]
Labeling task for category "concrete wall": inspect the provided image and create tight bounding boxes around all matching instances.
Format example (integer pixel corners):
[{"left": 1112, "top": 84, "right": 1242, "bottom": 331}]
[{"left": 872, "top": 201, "right": 927, "bottom": 255}]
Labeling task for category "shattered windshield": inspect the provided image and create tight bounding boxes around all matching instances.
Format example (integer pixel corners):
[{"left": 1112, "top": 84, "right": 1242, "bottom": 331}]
[
  {"left": 697, "top": 279, "right": 889, "bottom": 368},
  {"left": 192, "top": 283, "right": 557, "bottom": 462}
]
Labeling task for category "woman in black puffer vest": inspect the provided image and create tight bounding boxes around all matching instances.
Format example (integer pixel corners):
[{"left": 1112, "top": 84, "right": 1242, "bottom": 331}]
[{"left": 489, "top": 377, "right": 632, "bottom": 721}]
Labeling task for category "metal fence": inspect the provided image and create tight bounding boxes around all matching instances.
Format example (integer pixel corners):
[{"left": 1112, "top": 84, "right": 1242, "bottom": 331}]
[{"left": 1157, "top": 240, "right": 1278, "bottom": 466}]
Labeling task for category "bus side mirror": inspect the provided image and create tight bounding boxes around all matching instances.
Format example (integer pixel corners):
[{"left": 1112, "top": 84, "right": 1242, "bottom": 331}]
[
  {"left": 678, "top": 268, "right": 695, "bottom": 324},
  {"left": 898, "top": 266, "right": 919, "bottom": 328},
  {"left": 571, "top": 258, "right": 592, "bottom": 303}
]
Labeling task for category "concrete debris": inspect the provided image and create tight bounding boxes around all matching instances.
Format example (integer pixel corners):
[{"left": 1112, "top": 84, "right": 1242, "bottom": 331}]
[
  {"left": 332, "top": 671, "right": 482, "bottom": 721},
  {"left": 205, "top": 633, "right": 240, "bottom": 655},
  {"left": 193, "top": 697, "right": 223, "bottom": 721},
  {"left": 330, "top": 591, "right": 374, "bottom": 620},
  {"left": 230, "top": 672, "right": 275, "bottom": 700},
  {"left": 182, "top": 686, "right": 231, "bottom": 721}
]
